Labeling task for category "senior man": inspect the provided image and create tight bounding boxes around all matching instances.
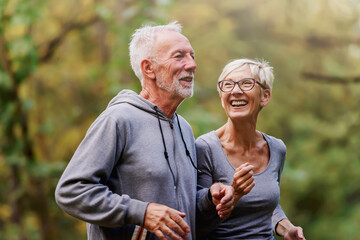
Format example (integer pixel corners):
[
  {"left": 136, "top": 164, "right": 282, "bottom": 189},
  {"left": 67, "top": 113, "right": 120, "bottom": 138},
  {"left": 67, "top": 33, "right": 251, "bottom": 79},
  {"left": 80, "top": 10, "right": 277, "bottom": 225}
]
[{"left": 55, "top": 21, "right": 235, "bottom": 240}]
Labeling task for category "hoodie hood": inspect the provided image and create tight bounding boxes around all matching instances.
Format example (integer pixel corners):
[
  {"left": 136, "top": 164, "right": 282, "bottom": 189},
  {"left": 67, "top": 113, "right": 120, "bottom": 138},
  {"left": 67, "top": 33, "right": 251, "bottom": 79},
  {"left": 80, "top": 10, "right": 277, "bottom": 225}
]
[{"left": 107, "top": 89, "right": 169, "bottom": 121}]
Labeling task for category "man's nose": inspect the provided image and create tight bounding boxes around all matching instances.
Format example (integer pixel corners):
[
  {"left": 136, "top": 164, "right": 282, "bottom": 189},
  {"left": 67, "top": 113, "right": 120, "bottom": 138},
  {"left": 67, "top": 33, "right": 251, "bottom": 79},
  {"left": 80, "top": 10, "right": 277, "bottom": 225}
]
[{"left": 185, "top": 55, "right": 196, "bottom": 72}]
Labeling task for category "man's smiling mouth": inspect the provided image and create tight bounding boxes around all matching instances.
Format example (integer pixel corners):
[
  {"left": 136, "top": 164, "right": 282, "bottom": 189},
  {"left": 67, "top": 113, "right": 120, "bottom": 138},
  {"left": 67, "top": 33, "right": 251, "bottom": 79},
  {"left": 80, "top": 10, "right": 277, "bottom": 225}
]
[{"left": 180, "top": 76, "right": 193, "bottom": 82}]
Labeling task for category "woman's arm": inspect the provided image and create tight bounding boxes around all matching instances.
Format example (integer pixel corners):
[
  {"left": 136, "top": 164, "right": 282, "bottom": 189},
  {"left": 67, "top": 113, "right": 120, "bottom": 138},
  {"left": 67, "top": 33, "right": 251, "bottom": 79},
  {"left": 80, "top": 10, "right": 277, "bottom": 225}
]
[
  {"left": 275, "top": 218, "right": 306, "bottom": 240},
  {"left": 274, "top": 139, "right": 305, "bottom": 239}
]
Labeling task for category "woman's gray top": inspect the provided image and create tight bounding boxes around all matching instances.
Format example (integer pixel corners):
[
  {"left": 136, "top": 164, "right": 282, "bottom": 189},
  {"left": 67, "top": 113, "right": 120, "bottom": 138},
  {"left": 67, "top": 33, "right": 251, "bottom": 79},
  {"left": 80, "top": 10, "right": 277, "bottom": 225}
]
[{"left": 196, "top": 131, "right": 288, "bottom": 240}]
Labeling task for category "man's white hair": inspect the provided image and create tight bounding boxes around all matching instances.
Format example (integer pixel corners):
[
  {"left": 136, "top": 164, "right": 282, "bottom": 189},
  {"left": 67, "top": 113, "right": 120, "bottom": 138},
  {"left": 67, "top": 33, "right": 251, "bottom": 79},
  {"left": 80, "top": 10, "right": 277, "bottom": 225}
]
[
  {"left": 217, "top": 58, "right": 274, "bottom": 93},
  {"left": 129, "top": 21, "right": 182, "bottom": 85}
]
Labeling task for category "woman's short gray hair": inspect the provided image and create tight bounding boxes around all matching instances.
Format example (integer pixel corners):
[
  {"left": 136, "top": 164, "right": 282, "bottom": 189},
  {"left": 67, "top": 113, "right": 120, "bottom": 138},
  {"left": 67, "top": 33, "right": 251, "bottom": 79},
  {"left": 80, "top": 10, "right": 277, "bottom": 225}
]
[
  {"left": 129, "top": 21, "right": 182, "bottom": 85},
  {"left": 217, "top": 58, "right": 274, "bottom": 93}
]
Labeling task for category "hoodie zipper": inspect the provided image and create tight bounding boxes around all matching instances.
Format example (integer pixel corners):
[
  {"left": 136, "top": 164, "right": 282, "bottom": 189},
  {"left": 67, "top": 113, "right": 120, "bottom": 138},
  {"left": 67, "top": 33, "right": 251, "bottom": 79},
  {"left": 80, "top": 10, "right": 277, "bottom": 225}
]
[{"left": 169, "top": 118, "right": 174, "bottom": 129}]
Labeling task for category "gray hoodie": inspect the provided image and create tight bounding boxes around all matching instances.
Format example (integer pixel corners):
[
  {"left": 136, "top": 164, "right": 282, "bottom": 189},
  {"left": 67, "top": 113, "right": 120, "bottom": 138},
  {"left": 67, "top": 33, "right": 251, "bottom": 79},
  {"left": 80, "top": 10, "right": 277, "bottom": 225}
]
[{"left": 55, "top": 90, "right": 209, "bottom": 240}]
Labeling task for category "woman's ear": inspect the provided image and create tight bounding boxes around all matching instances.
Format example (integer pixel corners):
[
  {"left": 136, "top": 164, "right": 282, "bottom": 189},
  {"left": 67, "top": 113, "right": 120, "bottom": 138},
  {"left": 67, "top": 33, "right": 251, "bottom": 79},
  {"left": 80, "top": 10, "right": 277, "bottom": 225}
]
[
  {"left": 260, "top": 89, "right": 271, "bottom": 108},
  {"left": 141, "top": 59, "right": 156, "bottom": 80}
]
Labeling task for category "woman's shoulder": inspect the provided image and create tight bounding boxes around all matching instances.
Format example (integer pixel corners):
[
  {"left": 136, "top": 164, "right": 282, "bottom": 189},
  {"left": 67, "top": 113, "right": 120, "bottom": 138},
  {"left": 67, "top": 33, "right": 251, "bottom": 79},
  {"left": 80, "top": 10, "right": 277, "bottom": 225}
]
[
  {"left": 196, "top": 131, "right": 218, "bottom": 145},
  {"left": 195, "top": 131, "right": 223, "bottom": 166},
  {"left": 195, "top": 131, "right": 223, "bottom": 154},
  {"left": 261, "top": 132, "right": 286, "bottom": 151}
]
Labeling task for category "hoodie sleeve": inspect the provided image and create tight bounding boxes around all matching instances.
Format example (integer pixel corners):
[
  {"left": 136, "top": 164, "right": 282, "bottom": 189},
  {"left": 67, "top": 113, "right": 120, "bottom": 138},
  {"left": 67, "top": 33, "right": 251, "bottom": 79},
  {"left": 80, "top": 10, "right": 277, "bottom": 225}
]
[{"left": 55, "top": 114, "right": 148, "bottom": 227}]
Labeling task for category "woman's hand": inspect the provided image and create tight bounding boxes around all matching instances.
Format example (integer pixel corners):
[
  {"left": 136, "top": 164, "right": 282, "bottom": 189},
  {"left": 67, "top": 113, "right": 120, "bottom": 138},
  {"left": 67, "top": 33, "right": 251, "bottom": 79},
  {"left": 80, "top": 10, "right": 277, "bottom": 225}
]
[
  {"left": 232, "top": 162, "right": 255, "bottom": 205},
  {"left": 277, "top": 219, "right": 306, "bottom": 240},
  {"left": 210, "top": 182, "right": 235, "bottom": 218},
  {"left": 284, "top": 226, "right": 305, "bottom": 240}
]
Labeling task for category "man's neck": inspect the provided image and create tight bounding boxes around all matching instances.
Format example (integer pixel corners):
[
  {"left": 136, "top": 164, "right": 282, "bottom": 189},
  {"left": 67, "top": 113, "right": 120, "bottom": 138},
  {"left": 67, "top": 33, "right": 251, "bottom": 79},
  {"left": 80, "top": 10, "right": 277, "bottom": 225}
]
[{"left": 140, "top": 88, "right": 183, "bottom": 118}]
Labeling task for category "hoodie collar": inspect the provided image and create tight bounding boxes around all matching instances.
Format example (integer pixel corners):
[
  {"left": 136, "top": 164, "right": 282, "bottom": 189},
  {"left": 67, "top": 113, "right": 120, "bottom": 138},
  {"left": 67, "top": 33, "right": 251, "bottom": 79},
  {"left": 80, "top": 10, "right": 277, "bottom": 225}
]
[{"left": 107, "top": 89, "right": 174, "bottom": 122}]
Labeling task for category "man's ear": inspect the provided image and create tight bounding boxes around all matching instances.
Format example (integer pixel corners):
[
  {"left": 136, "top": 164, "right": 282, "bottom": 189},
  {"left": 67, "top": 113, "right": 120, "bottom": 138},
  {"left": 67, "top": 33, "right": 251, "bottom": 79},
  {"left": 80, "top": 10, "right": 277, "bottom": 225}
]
[
  {"left": 260, "top": 89, "right": 271, "bottom": 107},
  {"left": 141, "top": 59, "right": 156, "bottom": 80}
]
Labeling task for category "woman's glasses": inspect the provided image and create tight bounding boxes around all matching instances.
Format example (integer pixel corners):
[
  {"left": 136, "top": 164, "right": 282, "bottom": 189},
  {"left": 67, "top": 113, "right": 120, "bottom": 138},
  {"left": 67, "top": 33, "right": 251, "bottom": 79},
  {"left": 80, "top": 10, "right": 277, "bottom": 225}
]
[{"left": 218, "top": 78, "right": 266, "bottom": 93}]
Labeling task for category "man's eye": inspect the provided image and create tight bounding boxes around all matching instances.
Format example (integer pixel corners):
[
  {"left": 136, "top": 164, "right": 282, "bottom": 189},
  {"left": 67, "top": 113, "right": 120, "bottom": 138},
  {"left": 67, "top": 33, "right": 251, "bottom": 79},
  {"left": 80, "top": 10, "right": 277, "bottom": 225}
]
[{"left": 174, "top": 55, "right": 183, "bottom": 58}]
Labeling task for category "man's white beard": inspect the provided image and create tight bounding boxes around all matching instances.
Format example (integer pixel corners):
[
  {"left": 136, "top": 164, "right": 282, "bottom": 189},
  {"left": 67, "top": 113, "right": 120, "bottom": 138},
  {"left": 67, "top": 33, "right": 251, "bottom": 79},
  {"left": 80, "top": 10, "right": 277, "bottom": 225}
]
[{"left": 156, "top": 75, "right": 194, "bottom": 99}]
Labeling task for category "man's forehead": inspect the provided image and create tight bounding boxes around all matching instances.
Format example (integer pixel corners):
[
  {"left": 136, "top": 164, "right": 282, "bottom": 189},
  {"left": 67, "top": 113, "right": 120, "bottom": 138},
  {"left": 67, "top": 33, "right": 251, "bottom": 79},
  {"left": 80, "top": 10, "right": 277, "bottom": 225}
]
[
  {"left": 155, "top": 30, "right": 185, "bottom": 40},
  {"left": 154, "top": 31, "right": 194, "bottom": 52}
]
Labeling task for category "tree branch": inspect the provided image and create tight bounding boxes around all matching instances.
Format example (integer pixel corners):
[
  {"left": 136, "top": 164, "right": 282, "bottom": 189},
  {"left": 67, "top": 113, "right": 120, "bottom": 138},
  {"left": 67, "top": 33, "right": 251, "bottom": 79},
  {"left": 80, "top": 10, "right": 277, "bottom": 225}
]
[
  {"left": 40, "top": 16, "right": 100, "bottom": 63},
  {"left": 0, "top": 36, "right": 14, "bottom": 78},
  {"left": 262, "top": 32, "right": 360, "bottom": 49},
  {"left": 302, "top": 72, "right": 360, "bottom": 84}
]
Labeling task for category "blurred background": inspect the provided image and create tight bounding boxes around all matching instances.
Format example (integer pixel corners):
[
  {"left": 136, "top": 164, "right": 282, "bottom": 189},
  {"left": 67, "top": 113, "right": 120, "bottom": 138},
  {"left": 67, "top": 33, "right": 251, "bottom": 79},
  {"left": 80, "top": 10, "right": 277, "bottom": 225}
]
[{"left": 1, "top": 0, "right": 360, "bottom": 239}]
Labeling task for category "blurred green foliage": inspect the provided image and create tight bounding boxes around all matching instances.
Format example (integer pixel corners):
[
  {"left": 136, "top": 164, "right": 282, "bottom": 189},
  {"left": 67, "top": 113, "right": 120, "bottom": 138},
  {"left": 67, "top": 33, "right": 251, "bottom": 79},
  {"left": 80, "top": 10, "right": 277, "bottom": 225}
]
[{"left": 0, "top": 0, "right": 359, "bottom": 239}]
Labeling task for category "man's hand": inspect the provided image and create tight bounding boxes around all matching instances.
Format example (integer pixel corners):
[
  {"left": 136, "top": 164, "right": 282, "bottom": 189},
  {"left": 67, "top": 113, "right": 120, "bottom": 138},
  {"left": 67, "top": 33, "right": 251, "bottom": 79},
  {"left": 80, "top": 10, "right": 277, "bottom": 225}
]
[
  {"left": 232, "top": 162, "right": 255, "bottom": 204},
  {"left": 210, "top": 182, "right": 235, "bottom": 218},
  {"left": 144, "top": 203, "right": 190, "bottom": 240},
  {"left": 284, "top": 226, "right": 306, "bottom": 240}
]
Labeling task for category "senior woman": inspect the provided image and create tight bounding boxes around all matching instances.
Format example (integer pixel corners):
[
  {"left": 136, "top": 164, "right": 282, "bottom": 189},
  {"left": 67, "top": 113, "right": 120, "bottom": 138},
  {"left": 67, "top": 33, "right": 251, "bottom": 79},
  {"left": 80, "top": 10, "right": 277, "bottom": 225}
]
[{"left": 196, "top": 59, "right": 305, "bottom": 240}]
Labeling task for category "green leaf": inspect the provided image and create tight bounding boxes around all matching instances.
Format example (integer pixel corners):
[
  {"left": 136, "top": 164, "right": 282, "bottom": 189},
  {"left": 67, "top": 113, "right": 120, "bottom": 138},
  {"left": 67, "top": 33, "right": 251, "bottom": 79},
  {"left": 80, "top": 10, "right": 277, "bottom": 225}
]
[{"left": 0, "top": 71, "right": 12, "bottom": 90}]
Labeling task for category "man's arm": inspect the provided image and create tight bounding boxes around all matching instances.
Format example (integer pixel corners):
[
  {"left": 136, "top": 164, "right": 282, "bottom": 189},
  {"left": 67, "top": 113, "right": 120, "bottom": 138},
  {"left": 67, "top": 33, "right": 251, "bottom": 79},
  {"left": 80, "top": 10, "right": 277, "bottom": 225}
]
[
  {"left": 55, "top": 115, "right": 147, "bottom": 227},
  {"left": 56, "top": 115, "right": 192, "bottom": 239}
]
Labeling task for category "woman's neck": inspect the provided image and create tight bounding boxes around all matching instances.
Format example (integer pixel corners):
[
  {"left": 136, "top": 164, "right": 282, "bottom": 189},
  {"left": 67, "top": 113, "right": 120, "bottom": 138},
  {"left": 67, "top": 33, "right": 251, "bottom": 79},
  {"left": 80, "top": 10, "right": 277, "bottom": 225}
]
[{"left": 217, "top": 118, "right": 260, "bottom": 150}]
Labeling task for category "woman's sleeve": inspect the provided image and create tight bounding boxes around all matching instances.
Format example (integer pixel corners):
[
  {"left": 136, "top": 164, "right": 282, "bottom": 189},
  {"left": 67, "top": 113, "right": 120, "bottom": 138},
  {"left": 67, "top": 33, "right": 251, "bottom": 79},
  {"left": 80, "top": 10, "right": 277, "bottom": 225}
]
[
  {"left": 272, "top": 204, "right": 288, "bottom": 234},
  {"left": 272, "top": 138, "right": 288, "bottom": 232},
  {"left": 195, "top": 137, "right": 222, "bottom": 238}
]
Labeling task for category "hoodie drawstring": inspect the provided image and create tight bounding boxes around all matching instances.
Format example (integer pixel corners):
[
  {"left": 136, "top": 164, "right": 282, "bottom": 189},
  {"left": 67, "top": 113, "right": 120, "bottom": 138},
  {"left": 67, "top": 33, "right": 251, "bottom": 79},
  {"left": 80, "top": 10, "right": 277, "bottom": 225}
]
[
  {"left": 154, "top": 106, "right": 177, "bottom": 188},
  {"left": 154, "top": 107, "right": 201, "bottom": 183},
  {"left": 175, "top": 113, "right": 201, "bottom": 173}
]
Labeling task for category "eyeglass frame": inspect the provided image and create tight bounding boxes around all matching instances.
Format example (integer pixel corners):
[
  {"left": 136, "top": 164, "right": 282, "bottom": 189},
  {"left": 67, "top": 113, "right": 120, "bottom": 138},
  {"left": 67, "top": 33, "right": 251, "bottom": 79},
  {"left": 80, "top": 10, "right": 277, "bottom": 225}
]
[{"left": 218, "top": 78, "right": 267, "bottom": 93}]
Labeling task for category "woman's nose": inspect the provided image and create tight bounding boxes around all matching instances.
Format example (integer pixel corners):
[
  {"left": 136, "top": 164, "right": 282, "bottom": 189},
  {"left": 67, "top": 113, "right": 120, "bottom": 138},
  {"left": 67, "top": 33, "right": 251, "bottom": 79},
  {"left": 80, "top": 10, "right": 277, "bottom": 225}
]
[{"left": 231, "top": 83, "right": 243, "bottom": 94}]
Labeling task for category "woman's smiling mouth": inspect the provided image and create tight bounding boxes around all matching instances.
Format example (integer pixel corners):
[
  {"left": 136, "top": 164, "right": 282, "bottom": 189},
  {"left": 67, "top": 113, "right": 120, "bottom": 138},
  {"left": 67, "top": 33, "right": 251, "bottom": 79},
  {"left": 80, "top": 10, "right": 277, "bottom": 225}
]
[{"left": 231, "top": 100, "right": 248, "bottom": 107}]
